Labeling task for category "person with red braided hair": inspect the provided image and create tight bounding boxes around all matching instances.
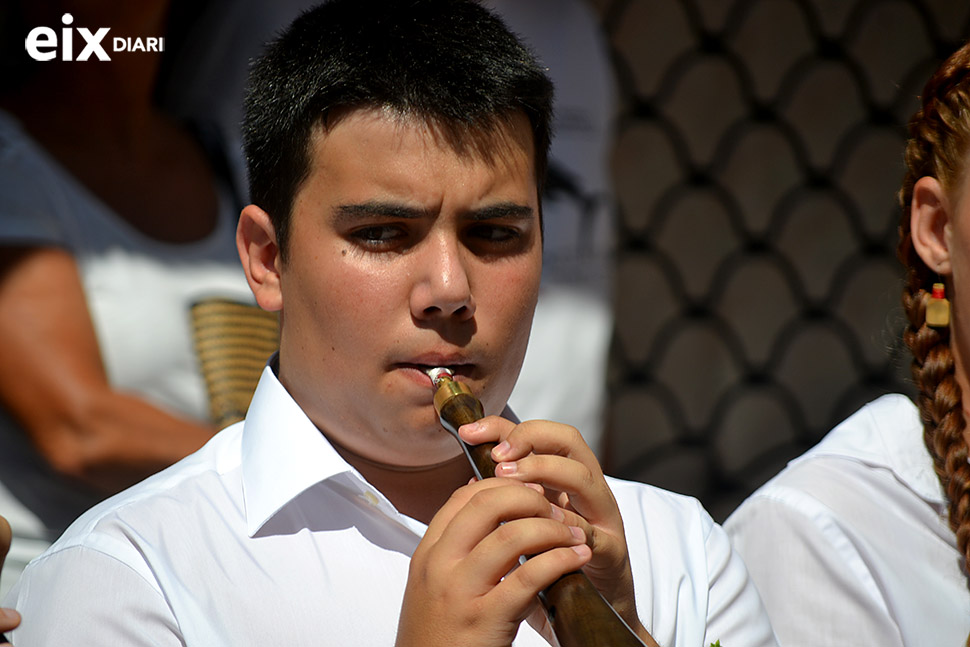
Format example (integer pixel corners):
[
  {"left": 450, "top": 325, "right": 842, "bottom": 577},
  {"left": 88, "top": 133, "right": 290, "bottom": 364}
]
[{"left": 725, "top": 41, "right": 970, "bottom": 647}]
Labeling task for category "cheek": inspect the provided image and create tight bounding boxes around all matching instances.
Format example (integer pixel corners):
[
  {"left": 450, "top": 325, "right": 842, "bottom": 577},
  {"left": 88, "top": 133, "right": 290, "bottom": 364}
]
[
  {"left": 510, "top": 254, "right": 542, "bottom": 312},
  {"left": 487, "top": 262, "right": 541, "bottom": 341},
  {"left": 476, "top": 263, "right": 540, "bottom": 414},
  {"left": 284, "top": 251, "right": 398, "bottom": 345},
  {"left": 322, "top": 264, "right": 401, "bottom": 330}
]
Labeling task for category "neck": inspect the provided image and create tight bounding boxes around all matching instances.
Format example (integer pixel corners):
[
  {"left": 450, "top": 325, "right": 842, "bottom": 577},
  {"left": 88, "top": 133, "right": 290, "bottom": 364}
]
[{"left": 328, "top": 434, "right": 474, "bottom": 524}]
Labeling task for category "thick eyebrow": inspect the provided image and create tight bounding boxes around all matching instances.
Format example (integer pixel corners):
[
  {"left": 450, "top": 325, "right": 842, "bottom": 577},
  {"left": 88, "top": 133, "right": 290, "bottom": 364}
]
[
  {"left": 465, "top": 203, "right": 535, "bottom": 222},
  {"left": 333, "top": 202, "right": 433, "bottom": 223},
  {"left": 333, "top": 201, "right": 535, "bottom": 222}
]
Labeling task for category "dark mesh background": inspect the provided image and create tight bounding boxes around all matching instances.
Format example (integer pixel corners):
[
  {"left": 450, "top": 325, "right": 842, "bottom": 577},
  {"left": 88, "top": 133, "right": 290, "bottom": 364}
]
[{"left": 592, "top": 0, "right": 970, "bottom": 521}]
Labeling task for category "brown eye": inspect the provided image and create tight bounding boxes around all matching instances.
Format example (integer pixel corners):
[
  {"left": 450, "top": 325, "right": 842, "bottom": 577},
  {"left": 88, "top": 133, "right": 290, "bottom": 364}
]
[
  {"left": 468, "top": 224, "right": 519, "bottom": 243},
  {"left": 350, "top": 225, "right": 407, "bottom": 249}
]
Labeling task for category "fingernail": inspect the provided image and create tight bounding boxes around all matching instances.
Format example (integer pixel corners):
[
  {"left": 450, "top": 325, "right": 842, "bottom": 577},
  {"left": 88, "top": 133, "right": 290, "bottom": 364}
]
[
  {"left": 492, "top": 440, "right": 511, "bottom": 460},
  {"left": 459, "top": 421, "right": 481, "bottom": 434},
  {"left": 550, "top": 505, "right": 564, "bottom": 521},
  {"left": 496, "top": 461, "right": 517, "bottom": 476},
  {"left": 571, "top": 543, "right": 592, "bottom": 558},
  {"left": 569, "top": 526, "right": 585, "bottom": 541}
]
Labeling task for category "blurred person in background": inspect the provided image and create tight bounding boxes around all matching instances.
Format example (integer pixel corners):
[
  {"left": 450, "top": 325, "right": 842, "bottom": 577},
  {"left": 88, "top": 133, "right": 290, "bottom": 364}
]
[{"left": 0, "top": 1, "right": 253, "bottom": 595}]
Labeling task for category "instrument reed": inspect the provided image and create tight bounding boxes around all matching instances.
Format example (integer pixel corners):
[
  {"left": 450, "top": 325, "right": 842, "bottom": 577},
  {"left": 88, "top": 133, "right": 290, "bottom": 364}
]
[{"left": 427, "top": 368, "right": 648, "bottom": 647}]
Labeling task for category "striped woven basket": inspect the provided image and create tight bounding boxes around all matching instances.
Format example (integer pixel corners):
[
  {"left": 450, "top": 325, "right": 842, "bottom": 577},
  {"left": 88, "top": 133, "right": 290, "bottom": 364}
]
[{"left": 190, "top": 298, "right": 280, "bottom": 428}]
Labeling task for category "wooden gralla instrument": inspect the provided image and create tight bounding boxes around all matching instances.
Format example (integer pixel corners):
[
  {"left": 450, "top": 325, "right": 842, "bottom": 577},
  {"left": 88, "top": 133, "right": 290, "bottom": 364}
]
[{"left": 428, "top": 368, "right": 649, "bottom": 647}]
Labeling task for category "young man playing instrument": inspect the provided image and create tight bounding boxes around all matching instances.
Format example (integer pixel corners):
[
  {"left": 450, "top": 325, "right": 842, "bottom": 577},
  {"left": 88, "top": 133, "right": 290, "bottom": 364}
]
[{"left": 3, "top": 1, "right": 777, "bottom": 644}]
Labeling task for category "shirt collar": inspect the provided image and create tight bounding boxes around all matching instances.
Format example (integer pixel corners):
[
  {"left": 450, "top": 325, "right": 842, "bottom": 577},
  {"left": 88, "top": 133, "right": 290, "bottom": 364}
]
[
  {"left": 239, "top": 356, "right": 520, "bottom": 537},
  {"left": 795, "top": 393, "right": 945, "bottom": 506},
  {"left": 240, "top": 359, "right": 358, "bottom": 536}
]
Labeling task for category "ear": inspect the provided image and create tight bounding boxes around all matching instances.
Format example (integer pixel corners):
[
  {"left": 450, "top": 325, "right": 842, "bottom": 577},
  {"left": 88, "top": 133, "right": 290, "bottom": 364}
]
[
  {"left": 237, "top": 205, "right": 283, "bottom": 312},
  {"left": 911, "top": 176, "right": 953, "bottom": 275}
]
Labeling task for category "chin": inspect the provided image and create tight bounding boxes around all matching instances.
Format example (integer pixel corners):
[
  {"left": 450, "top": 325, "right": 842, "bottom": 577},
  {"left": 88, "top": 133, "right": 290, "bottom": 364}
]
[
  {"left": 419, "top": 426, "right": 463, "bottom": 456},
  {"left": 390, "top": 438, "right": 462, "bottom": 468},
  {"left": 391, "top": 411, "right": 458, "bottom": 447}
]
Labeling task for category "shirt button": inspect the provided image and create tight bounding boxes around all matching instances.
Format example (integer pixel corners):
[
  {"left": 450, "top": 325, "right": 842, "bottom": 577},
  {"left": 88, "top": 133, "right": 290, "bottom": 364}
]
[{"left": 361, "top": 490, "right": 380, "bottom": 507}]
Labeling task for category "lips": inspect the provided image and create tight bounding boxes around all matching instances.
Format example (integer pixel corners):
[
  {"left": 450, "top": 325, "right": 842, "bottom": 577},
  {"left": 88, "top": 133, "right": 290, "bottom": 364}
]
[
  {"left": 397, "top": 362, "right": 471, "bottom": 376},
  {"left": 394, "top": 356, "right": 475, "bottom": 382}
]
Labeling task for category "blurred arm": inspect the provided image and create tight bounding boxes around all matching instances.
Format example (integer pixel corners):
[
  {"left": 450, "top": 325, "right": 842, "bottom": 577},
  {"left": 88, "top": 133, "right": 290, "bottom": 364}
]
[{"left": 0, "top": 246, "right": 216, "bottom": 494}]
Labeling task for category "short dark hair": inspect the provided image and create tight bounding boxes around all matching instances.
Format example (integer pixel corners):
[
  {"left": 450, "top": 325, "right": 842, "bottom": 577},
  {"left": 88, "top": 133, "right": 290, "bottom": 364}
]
[{"left": 243, "top": 0, "right": 555, "bottom": 260}]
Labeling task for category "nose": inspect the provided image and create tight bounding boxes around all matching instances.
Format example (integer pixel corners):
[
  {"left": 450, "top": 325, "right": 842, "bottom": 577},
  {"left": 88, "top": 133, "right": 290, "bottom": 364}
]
[{"left": 410, "top": 234, "right": 476, "bottom": 322}]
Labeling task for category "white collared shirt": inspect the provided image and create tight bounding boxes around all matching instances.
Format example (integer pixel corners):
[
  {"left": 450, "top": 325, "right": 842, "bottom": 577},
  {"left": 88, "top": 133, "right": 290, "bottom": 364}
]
[
  {"left": 6, "top": 366, "right": 777, "bottom": 646},
  {"left": 725, "top": 394, "right": 970, "bottom": 646}
]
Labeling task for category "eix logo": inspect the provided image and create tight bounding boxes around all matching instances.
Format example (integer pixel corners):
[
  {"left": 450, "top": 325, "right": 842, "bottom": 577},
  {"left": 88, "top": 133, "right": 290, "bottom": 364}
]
[{"left": 25, "top": 13, "right": 165, "bottom": 62}]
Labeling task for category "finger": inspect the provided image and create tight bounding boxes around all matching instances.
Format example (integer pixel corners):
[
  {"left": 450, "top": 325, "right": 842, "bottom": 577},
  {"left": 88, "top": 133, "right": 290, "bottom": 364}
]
[
  {"left": 458, "top": 418, "right": 619, "bottom": 552},
  {"left": 0, "top": 516, "right": 10, "bottom": 562},
  {"left": 465, "top": 516, "right": 587, "bottom": 585},
  {"left": 495, "top": 451, "right": 614, "bottom": 524},
  {"left": 496, "top": 419, "right": 601, "bottom": 471},
  {"left": 491, "top": 452, "right": 629, "bottom": 575},
  {"left": 460, "top": 417, "right": 605, "bottom": 495},
  {"left": 421, "top": 476, "right": 526, "bottom": 547},
  {"left": 466, "top": 418, "right": 603, "bottom": 488},
  {"left": 434, "top": 480, "right": 567, "bottom": 560},
  {"left": 457, "top": 415, "right": 516, "bottom": 447},
  {"left": 488, "top": 543, "right": 592, "bottom": 618},
  {"left": 0, "top": 608, "right": 20, "bottom": 633}
]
